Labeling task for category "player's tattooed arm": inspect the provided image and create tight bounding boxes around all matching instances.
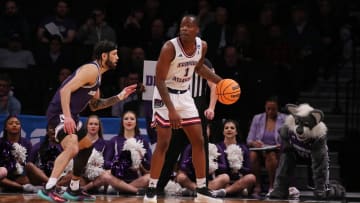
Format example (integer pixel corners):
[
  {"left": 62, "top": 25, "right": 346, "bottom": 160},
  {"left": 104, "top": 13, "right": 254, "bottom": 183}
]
[{"left": 88, "top": 96, "right": 120, "bottom": 111}]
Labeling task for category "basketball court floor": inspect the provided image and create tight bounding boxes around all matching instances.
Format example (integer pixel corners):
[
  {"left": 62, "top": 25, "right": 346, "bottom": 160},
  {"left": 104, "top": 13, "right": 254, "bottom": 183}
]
[{"left": 0, "top": 192, "right": 358, "bottom": 203}]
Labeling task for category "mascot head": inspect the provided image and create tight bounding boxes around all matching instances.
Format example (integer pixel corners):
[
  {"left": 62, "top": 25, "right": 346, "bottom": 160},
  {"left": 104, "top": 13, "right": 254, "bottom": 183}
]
[{"left": 285, "top": 103, "right": 327, "bottom": 141}]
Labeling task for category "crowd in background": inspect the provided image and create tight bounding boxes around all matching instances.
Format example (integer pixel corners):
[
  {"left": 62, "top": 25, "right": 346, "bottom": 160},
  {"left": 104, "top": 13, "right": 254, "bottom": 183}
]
[
  {"left": 0, "top": 0, "right": 356, "bottom": 129},
  {"left": 0, "top": 0, "right": 357, "bottom": 142}
]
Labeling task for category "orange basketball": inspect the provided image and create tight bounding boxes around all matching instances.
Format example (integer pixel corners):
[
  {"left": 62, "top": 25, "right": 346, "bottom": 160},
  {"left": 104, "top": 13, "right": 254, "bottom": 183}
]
[{"left": 216, "top": 79, "right": 241, "bottom": 105}]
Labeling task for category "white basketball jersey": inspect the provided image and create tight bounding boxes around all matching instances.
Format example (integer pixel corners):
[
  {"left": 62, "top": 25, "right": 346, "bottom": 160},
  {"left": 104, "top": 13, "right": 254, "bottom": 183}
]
[{"left": 165, "top": 37, "right": 202, "bottom": 90}]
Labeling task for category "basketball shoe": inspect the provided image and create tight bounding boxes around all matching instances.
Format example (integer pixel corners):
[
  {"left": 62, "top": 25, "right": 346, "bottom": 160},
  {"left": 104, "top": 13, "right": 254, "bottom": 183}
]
[
  {"left": 62, "top": 188, "right": 96, "bottom": 201},
  {"left": 37, "top": 187, "right": 69, "bottom": 203},
  {"left": 144, "top": 187, "right": 157, "bottom": 203},
  {"left": 195, "top": 187, "right": 223, "bottom": 203}
]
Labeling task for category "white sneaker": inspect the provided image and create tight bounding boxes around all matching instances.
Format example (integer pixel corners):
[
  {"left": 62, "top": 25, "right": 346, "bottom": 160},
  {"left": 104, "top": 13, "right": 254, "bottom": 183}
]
[
  {"left": 23, "top": 184, "right": 36, "bottom": 193},
  {"left": 106, "top": 185, "right": 117, "bottom": 195},
  {"left": 288, "top": 187, "right": 300, "bottom": 199}
]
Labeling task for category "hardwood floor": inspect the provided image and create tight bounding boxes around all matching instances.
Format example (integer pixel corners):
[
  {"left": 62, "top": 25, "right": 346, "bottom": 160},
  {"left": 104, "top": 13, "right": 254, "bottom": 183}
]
[{"left": 0, "top": 193, "right": 349, "bottom": 203}]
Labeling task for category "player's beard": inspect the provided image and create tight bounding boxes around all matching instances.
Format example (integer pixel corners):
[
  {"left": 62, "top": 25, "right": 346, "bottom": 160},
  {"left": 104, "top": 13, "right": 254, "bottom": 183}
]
[{"left": 105, "top": 58, "right": 117, "bottom": 70}]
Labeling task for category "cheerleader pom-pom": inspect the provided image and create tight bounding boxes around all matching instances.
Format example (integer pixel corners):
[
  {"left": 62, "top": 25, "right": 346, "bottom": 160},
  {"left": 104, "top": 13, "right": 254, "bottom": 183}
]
[
  {"left": 15, "top": 162, "right": 24, "bottom": 175},
  {"left": 123, "top": 138, "right": 146, "bottom": 169},
  {"left": 84, "top": 149, "right": 105, "bottom": 180},
  {"left": 87, "top": 149, "right": 104, "bottom": 167},
  {"left": 11, "top": 143, "right": 27, "bottom": 164},
  {"left": 225, "top": 144, "right": 243, "bottom": 171},
  {"left": 11, "top": 143, "right": 27, "bottom": 175},
  {"left": 208, "top": 143, "right": 220, "bottom": 174},
  {"left": 85, "top": 165, "right": 104, "bottom": 180}
]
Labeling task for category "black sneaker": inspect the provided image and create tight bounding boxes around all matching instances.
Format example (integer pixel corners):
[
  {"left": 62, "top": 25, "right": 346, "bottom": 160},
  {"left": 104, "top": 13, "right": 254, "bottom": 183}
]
[
  {"left": 267, "top": 188, "right": 288, "bottom": 200},
  {"left": 144, "top": 187, "right": 157, "bottom": 202},
  {"left": 156, "top": 188, "right": 165, "bottom": 197},
  {"left": 62, "top": 188, "right": 96, "bottom": 201},
  {"left": 195, "top": 187, "right": 223, "bottom": 203}
]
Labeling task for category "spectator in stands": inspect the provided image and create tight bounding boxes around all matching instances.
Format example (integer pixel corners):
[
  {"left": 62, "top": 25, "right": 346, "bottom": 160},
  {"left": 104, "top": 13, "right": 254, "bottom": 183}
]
[
  {"left": 36, "top": 0, "right": 77, "bottom": 46},
  {"left": 102, "top": 110, "right": 151, "bottom": 194},
  {"left": 197, "top": 0, "right": 215, "bottom": 37},
  {"left": 202, "top": 6, "right": 232, "bottom": 65},
  {"left": 143, "top": 18, "right": 166, "bottom": 60},
  {"left": 314, "top": 0, "right": 342, "bottom": 80},
  {"left": 35, "top": 35, "right": 74, "bottom": 74},
  {"left": 287, "top": 3, "right": 321, "bottom": 91},
  {"left": 34, "top": 35, "right": 74, "bottom": 112},
  {"left": 0, "top": 33, "right": 36, "bottom": 69},
  {"left": 250, "top": 5, "right": 276, "bottom": 53},
  {"left": 77, "top": 7, "right": 117, "bottom": 46},
  {"left": 247, "top": 96, "right": 286, "bottom": 196},
  {"left": 0, "top": 0, "right": 31, "bottom": 47},
  {"left": 76, "top": 7, "right": 117, "bottom": 63},
  {"left": 261, "top": 24, "right": 294, "bottom": 104},
  {"left": 142, "top": 0, "right": 163, "bottom": 37},
  {"left": 0, "top": 73, "right": 21, "bottom": 116},
  {"left": 0, "top": 115, "right": 45, "bottom": 192},
  {"left": 231, "top": 23, "right": 256, "bottom": 63},
  {"left": 211, "top": 119, "right": 256, "bottom": 198},
  {"left": 130, "top": 46, "right": 146, "bottom": 76},
  {"left": 118, "top": 7, "right": 145, "bottom": 47}
]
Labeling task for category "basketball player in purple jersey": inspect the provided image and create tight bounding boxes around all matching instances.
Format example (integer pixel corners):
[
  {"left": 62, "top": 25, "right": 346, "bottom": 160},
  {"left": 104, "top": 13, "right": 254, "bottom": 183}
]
[{"left": 38, "top": 40, "right": 137, "bottom": 203}]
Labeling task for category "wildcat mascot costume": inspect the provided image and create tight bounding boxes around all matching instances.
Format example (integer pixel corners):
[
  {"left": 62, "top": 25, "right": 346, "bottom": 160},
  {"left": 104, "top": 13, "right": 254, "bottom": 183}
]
[{"left": 269, "top": 103, "right": 345, "bottom": 200}]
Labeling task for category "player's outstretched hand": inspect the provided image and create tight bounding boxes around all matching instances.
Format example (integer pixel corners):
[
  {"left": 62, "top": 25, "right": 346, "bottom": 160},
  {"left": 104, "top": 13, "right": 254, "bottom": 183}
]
[{"left": 117, "top": 84, "right": 137, "bottom": 100}]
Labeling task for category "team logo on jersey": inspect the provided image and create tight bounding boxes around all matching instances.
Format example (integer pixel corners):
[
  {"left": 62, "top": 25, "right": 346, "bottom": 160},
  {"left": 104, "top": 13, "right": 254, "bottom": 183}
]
[{"left": 154, "top": 99, "right": 164, "bottom": 108}]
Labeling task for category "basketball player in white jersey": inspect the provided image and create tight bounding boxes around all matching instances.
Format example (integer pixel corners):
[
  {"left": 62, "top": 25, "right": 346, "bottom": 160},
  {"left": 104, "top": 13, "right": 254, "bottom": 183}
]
[{"left": 144, "top": 14, "right": 223, "bottom": 203}]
